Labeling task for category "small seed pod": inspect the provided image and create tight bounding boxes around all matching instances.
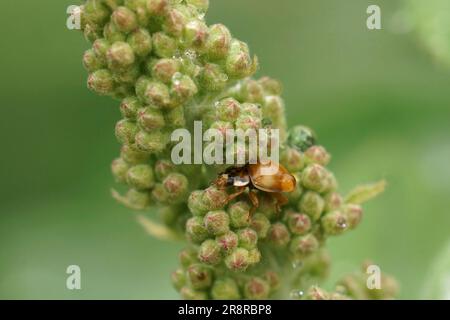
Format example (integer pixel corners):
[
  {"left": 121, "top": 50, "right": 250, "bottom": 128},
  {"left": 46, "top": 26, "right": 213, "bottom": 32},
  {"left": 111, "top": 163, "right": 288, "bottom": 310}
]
[
  {"left": 126, "top": 164, "right": 155, "bottom": 190},
  {"left": 225, "top": 248, "right": 250, "bottom": 272},
  {"left": 343, "top": 204, "right": 363, "bottom": 229},
  {"left": 304, "top": 146, "right": 331, "bottom": 166},
  {"left": 201, "top": 186, "right": 228, "bottom": 211},
  {"left": 288, "top": 125, "right": 317, "bottom": 152},
  {"left": 137, "top": 107, "right": 165, "bottom": 131},
  {"left": 301, "top": 164, "right": 331, "bottom": 193},
  {"left": 179, "top": 247, "right": 199, "bottom": 268},
  {"left": 215, "top": 97, "right": 241, "bottom": 122},
  {"left": 120, "top": 96, "right": 142, "bottom": 119},
  {"left": 198, "top": 239, "right": 222, "bottom": 265},
  {"left": 216, "top": 231, "right": 238, "bottom": 254},
  {"left": 106, "top": 41, "right": 136, "bottom": 71},
  {"left": 112, "top": 6, "right": 138, "bottom": 33},
  {"left": 111, "top": 158, "right": 129, "bottom": 183},
  {"left": 211, "top": 278, "right": 240, "bottom": 300},
  {"left": 290, "top": 233, "right": 319, "bottom": 257},
  {"left": 243, "top": 277, "right": 270, "bottom": 300},
  {"left": 237, "top": 228, "right": 258, "bottom": 250},
  {"left": 163, "top": 173, "right": 189, "bottom": 201},
  {"left": 186, "top": 216, "right": 208, "bottom": 243},
  {"left": 299, "top": 191, "right": 325, "bottom": 221},
  {"left": 200, "top": 63, "right": 228, "bottom": 91},
  {"left": 144, "top": 81, "right": 171, "bottom": 108},
  {"left": 324, "top": 192, "right": 343, "bottom": 212},
  {"left": 152, "top": 32, "right": 178, "bottom": 58},
  {"left": 247, "top": 248, "right": 261, "bottom": 265},
  {"left": 87, "top": 69, "right": 115, "bottom": 95},
  {"left": 286, "top": 212, "right": 312, "bottom": 235},
  {"left": 180, "top": 286, "right": 208, "bottom": 300},
  {"left": 250, "top": 213, "right": 271, "bottom": 239},
  {"left": 135, "top": 129, "right": 168, "bottom": 153},
  {"left": 321, "top": 210, "right": 348, "bottom": 236},
  {"left": 146, "top": 0, "right": 168, "bottom": 16},
  {"left": 206, "top": 24, "right": 231, "bottom": 60},
  {"left": 83, "top": 49, "right": 105, "bottom": 72},
  {"left": 127, "top": 28, "right": 152, "bottom": 57},
  {"left": 204, "top": 210, "right": 230, "bottom": 236},
  {"left": 171, "top": 268, "right": 186, "bottom": 290},
  {"left": 187, "top": 264, "right": 212, "bottom": 290},
  {"left": 151, "top": 58, "right": 181, "bottom": 84},
  {"left": 228, "top": 201, "right": 251, "bottom": 229},
  {"left": 282, "top": 147, "right": 305, "bottom": 172},
  {"left": 226, "top": 40, "right": 257, "bottom": 78},
  {"left": 115, "top": 119, "right": 138, "bottom": 145},
  {"left": 267, "top": 222, "right": 291, "bottom": 247}
]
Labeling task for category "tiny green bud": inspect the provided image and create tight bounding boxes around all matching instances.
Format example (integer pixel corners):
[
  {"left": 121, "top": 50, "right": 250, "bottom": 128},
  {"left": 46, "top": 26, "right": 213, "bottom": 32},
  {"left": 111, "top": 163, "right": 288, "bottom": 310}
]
[
  {"left": 343, "top": 204, "right": 363, "bottom": 230},
  {"left": 112, "top": 6, "right": 138, "bottom": 33},
  {"left": 171, "top": 268, "right": 186, "bottom": 290},
  {"left": 243, "top": 277, "right": 270, "bottom": 300},
  {"left": 92, "top": 39, "right": 110, "bottom": 64},
  {"left": 184, "top": 20, "right": 209, "bottom": 49},
  {"left": 226, "top": 40, "right": 257, "bottom": 78},
  {"left": 241, "top": 80, "right": 265, "bottom": 104},
  {"left": 206, "top": 24, "right": 231, "bottom": 60},
  {"left": 87, "top": 69, "right": 115, "bottom": 95},
  {"left": 146, "top": 0, "right": 168, "bottom": 16},
  {"left": 151, "top": 58, "right": 181, "bottom": 84},
  {"left": 151, "top": 183, "right": 169, "bottom": 203},
  {"left": 299, "top": 191, "right": 325, "bottom": 221},
  {"left": 288, "top": 173, "right": 303, "bottom": 202},
  {"left": 188, "top": 190, "right": 209, "bottom": 216},
  {"left": 163, "top": 173, "right": 189, "bottom": 200},
  {"left": 228, "top": 201, "right": 251, "bottom": 228},
  {"left": 179, "top": 247, "right": 198, "bottom": 268},
  {"left": 120, "top": 144, "right": 150, "bottom": 165},
  {"left": 204, "top": 210, "right": 230, "bottom": 236},
  {"left": 83, "top": 0, "right": 110, "bottom": 26},
  {"left": 201, "top": 186, "right": 228, "bottom": 210},
  {"left": 186, "top": 0, "right": 209, "bottom": 12},
  {"left": 198, "top": 239, "right": 222, "bottom": 265},
  {"left": 321, "top": 210, "right": 348, "bottom": 236},
  {"left": 240, "top": 102, "right": 262, "bottom": 118},
  {"left": 301, "top": 164, "right": 331, "bottom": 193},
  {"left": 324, "top": 192, "right": 343, "bottom": 212},
  {"left": 200, "top": 63, "right": 228, "bottom": 91},
  {"left": 237, "top": 228, "right": 258, "bottom": 250},
  {"left": 120, "top": 96, "right": 142, "bottom": 119},
  {"left": 250, "top": 213, "right": 271, "bottom": 239},
  {"left": 259, "top": 76, "right": 282, "bottom": 95},
  {"left": 235, "top": 114, "right": 262, "bottom": 131},
  {"left": 171, "top": 73, "right": 198, "bottom": 103},
  {"left": 127, "top": 28, "right": 152, "bottom": 57},
  {"left": 282, "top": 147, "right": 305, "bottom": 172},
  {"left": 215, "top": 97, "right": 241, "bottom": 122},
  {"left": 135, "top": 76, "right": 151, "bottom": 101},
  {"left": 187, "top": 264, "right": 212, "bottom": 290},
  {"left": 126, "top": 164, "right": 155, "bottom": 190},
  {"left": 135, "top": 129, "right": 168, "bottom": 153},
  {"left": 144, "top": 81, "right": 171, "bottom": 108},
  {"left": 111, "top": 158, "right": 129, "bottom": 183},
  {"left": 104, "top": 21, "right": 127, "bottom": 43},
  {"left": 164, "top": 7, "right": 188, "bottom": 37},
  {"left": 305, "top": 286, "right": 330, "bottom": 300},
  {"left": 152, "top": 32, "right": 178, "bottom": 58},
  {"left": 211, "top": 278, "right": 240, "bottom": 300},
  {"left": 225, "top": 248, "right": 250, "bottom": 272},
  {"left": 154, "top": 159, "right": 175, "bottom": 181},
  {"left": 165, "top": 106, "right": 186, "bottom": 128},
  {"left": 304, "top": 146, "right": 331, "bottom": 166},
  {"left": 83, "top": 49, "right": 104, "bottom": 72},
  {"left": 247, "top": 248, "right": 261, "bottom": 265},
  {"left": 216, "top": 231, "right": 238, "bottom": 254},
  {"left": 83, "top": 23, "right": 102, "bottom": 43},
  {"left": 113, "top": 65, "right": 140, "bottom": 84},
  {"left": 106, "top": 41, "right": 135, "bottom": 71},
  {"left": 264, "top": 271, "right": 281, "bottom": 291},
  {"left": 115, "top": 119, "right": 138, "bottom": 144},
  {"left": 290, "top": 233, "right": 319, "bottom": 257},
  {"left": 137, "top": 107, "right": 165, "bottom": 131},
  {"left": 267, "top": 222, "right": 291, "bottom": 247},
  {"left": 114, "top": 188, "right": 151, "bottom": 209},
  {"left": 186, "top": 216, "right": 208, "bottom": 243},
  {"left": 180, "top": 287, "right": 208, "bottom": 300},
  {"left": 286, "top": 212, "right": 312, "bottom": 235},
  {"left": 288, "top": 125, "right": 316, "bottom": 152}
]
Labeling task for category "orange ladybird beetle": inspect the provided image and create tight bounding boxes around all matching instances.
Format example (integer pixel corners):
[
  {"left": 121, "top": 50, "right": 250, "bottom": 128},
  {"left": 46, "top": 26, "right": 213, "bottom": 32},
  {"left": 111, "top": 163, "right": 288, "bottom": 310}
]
[{"left": 213, "top": 160, "right": 296, "bottom": 214}]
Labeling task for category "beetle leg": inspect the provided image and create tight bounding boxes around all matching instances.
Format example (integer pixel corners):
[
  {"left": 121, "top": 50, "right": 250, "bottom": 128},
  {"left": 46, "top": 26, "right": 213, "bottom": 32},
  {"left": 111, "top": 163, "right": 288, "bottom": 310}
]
[
  {"left": 272, "top": 192, "right": 289, "bottom": 213},
  {"left": 248, "top": 190, "right": 260, "bottom": 216},
  {"left": 227, "top": 186, "right": 246, "bottom": 202}
]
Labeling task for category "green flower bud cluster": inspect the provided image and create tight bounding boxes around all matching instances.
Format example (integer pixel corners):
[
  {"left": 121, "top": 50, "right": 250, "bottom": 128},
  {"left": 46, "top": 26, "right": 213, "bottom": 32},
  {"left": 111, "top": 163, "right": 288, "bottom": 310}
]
[{"left": 75, "top": 0, "right": 396, "bottom": 300}]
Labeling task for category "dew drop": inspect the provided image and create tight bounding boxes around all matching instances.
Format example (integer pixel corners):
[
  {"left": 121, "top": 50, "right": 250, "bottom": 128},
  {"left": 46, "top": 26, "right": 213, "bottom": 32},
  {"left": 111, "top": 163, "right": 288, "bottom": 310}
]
[{"left": 290, "top": 289, "right": 304, "bottom": 299}]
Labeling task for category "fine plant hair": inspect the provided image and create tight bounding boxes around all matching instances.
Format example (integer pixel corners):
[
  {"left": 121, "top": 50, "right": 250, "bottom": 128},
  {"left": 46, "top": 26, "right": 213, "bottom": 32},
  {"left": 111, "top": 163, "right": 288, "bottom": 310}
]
[{"left": 75, "top": 0, "right": 398, "bottom": 299}]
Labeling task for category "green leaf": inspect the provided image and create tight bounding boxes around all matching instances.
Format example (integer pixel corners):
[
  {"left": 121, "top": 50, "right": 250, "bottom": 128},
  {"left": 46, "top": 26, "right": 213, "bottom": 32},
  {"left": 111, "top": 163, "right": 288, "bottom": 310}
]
[
  {"left": 345, "top": 180, "right": 386, "bottom": 204},
  {"left": 136, "top": 214, "right": 180, "bottom": 241}
]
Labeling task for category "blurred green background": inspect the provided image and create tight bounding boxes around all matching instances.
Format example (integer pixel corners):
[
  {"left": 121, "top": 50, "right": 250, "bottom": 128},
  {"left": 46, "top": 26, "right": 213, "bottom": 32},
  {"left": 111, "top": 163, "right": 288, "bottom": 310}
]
[{"left": 1, "top": 0, "right": 449, "bottom": 299}]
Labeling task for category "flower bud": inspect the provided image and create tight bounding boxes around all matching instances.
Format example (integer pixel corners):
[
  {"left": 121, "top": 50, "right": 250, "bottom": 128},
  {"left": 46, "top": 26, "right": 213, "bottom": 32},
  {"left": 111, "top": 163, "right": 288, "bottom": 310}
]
[
  {"left": 198, "top": 239, "right": 222, "bottom": 265},
  {"left": 343, "top": 204, "right": 363, "bottom": 229},
  {"left": 243, "top": 277, "right": 270, "bottom": 300},
  {"left": 164, "top": 7, "right": 188, "bottom": 37},
  {"left": 121, "top": 145, "right": 149, "bottom": 165},
  {"left": 215, "top": 97, "right": 240, "bottom": 122},
  {"left": 247, "top": 248, "right": 261, "bottom": 265},
  {"left": 186, "top": 0, "right": 209, "bottom": 12},
  {"left": 115, "top": 119, "right": 138, "bottom": 144},
  {"left": 180, "top": 287, "right": 208, "bottom": 300},
  {"left": 163, "top": 173, "right": 189, "bottom": 200},
  {"left": 228, "top": 201, "right": 251, "bottom": 228},
  {"left": 250, "top": 213, "right": 271, "bottom": 239},
  {"left": 179, "top": 247, "right": 198, "bottom": 268},
  {"left": 259, "top": 77, "right": 282, "bottom": 95},
  {"left": 135, "top": 129, "right": 168, "bottom": 153},
  {"left": 235, "top": 115, "right": 261, "bottom": 131},
  {"left": 226, "top": 40, "right": 257, "bottom": 78},
  {"left": 241, "top": 80, "right": 265, "bottom": 104},
  {"left": 216, "top": 231, "right": 238, "bottom": 254},
  {"left": 153, "top": 159, "right": 175, "bottom": 181},
  {"left": 171, "top": 73, "right": 198, "bottom": 103},
  {"left": 143, "top": 81, "right": 171, "bottom": 108},
  {"left": 304, "top": 146, "right": 331, "bottom": 166},
  {"left": 104, "top": 22, "right": 127, "bottom": 43},
  {"left": 92, "top": 39, "right": 110, "bottom": 63},
  {"left": 151, "top": 183, "right": 169, "bottom": 203},
  {"left": 171, "top": 268, "right": 186, "bottom": 290},
  {"left": 186, "top": 216, "right": 208, "bottom": 243},
  {"left": 286, "top": 212, "right": 311, "bottom": 235},
  {"left": 240, "top": 102, "right": 262, "bottom": 118},
  {"left": 299, "top": 191, "right": 325, "bottom": 221},
  {"left": 206, "top": 24, "right": 231, "bottom": 60},
  {"left": 237, "top": 228, "right": 258, "bottom": 250},
  {"left": 264, "top": 271, "right": 281, "bottom": 291},
  {"left": 204, "top": 210, "right": 230, "bottom": 236},
  {"left": 83, "top": 23, "right": 102, "bottom": 43},
  {"left": 321, "top": 210, "right": 348, "bottom": 236},
  {"left": 187, "top": 264, "right": 212, "bottom": 290},
  {"left": 126, "top": 164, "right": 155, "bottom": 190},
  {"left": 184, "top": 20, "right": 209, "bottom": 48},
  {"left": 146, "top": 0, "right": 168, "bottom": 15},
  {"left": 113, "top": 65, "right": 140, "bottom": 85},
  {"left": 106, "top": 41, "right": 135, "bottom": 71},
  {"left": 288, "top": 125, "right": 316, "bottom": 152},
  {"left": 83, "top": 0, "right": 110, "bottom": 25},
  {"left": 301, "top": 164, "right": 331, "bottom": 193},
  {"left": 200, "top": 63, "right": 228, "bottom": 91},
  {"left": 324, "top": 192, "right": 343, "bottom": 212},
  {"left": 137, "top": 107, "right": 165, "bottom": 131},
  {"left": 127, "top": 28, "right": 152, "bottom": 57},
  {"left": 225, "top": 248, "right": 250, "bottom": 272},
  {"left": 111, "top": 158, "right": 129, "bottom": 183},
  {"left": 267, "top": 222, "right": 291, "bottom": 247},
  {"left": 152, "top": 32, "right": 177, "bottom": 58},
  {"left": 151, "top": 58, "right": 181, "bottom": 84},
  {"left": 120, "top": 96, "right": 141, "bottom": 119},
  {"left": 282, "top": 147, "right": 305, "bottom": 172},
  {"left": 165, "top": 106, "right": 186, "bottom": 128},
  {"left": 305, "top": 286, "right": 330, "bottom": 300},
  {"left": 290, "top": 233, "right": 319, "bottom": 257},
  {"left": 112, "top": 6, "right": 138, "bottom": 33},
  {"left": 113, "top": 188, "right": 151, "bottom": 209},
  {"left": 83, "top": 49, "right": 104, "bottom": 72},
  {"left": 201, "top": 186, "right": 228, "bottom": 210},
  {"left": 211, "top": 278, "right": 240, "bottom": 300},
  {"left": 288, "top": 173, "right": 303, "bottom": 202},
  {"left": 187, "top": 190, "right": 208, "bottom": 216},
  {"left": 263, "top": 95, "right": 285, "bottom": 121},
  {"left": 87, "top": 69, "right": 115, "bottom": 95}
]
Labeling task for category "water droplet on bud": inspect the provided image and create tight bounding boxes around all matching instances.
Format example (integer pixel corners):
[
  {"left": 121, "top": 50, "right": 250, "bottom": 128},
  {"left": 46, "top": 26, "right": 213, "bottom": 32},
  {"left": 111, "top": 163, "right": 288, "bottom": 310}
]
[{"left": 290, "top": 289, "right": 304, "bottom": 299}]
